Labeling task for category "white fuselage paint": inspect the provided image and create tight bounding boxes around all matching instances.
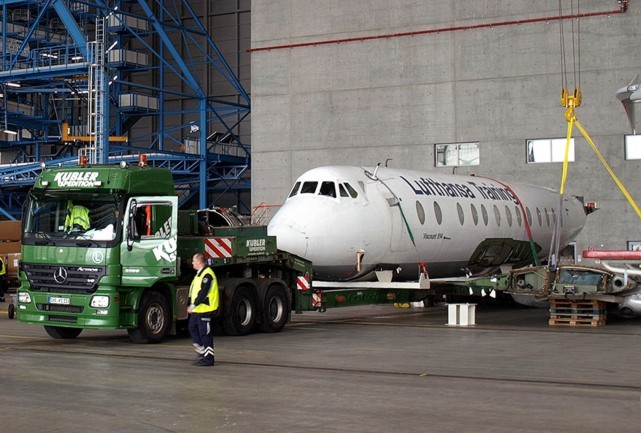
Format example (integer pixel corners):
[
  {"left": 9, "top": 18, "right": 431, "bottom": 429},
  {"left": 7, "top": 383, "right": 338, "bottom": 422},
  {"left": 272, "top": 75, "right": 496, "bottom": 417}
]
[{"left": 268, "top": 166, "right": 587, "bottom": 281}]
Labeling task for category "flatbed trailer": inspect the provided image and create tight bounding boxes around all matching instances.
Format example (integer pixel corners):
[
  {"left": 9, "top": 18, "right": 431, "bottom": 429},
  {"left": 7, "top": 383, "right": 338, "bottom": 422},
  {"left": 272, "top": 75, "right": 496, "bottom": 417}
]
[{"left": 15, "top": 162, "right": 437, "bottom": 342}]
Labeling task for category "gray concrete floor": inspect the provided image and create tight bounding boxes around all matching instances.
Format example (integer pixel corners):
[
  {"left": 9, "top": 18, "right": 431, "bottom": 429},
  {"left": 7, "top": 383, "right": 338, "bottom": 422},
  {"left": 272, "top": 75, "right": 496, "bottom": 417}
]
[{"left": 1, "top": 302, "right": 641, "bottom": 433}]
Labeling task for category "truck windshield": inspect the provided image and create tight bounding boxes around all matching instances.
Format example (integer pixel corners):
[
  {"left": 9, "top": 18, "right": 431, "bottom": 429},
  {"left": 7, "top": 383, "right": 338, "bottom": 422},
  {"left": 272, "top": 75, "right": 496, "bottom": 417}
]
[{"left": 23, "top": 193, "right": 122, "bottom": 245}]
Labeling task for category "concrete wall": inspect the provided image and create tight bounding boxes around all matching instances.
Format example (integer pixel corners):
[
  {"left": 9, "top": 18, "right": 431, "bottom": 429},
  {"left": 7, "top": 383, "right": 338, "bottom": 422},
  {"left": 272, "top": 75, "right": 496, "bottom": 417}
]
[{"left": 250, "top": 0, "right": 641, "bottom": 253}]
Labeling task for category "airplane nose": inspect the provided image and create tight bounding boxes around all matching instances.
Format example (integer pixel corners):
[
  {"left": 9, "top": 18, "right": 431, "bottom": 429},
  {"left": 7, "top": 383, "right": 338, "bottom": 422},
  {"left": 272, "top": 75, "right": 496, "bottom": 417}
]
[{"left": 268, "top": 219, "right": 308, "bottom": 257}]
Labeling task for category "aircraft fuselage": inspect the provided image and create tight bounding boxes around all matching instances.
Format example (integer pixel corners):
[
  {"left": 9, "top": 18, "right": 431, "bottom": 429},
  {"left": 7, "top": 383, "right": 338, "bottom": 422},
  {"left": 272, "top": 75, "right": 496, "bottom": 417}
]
[{"left": 268, "top": 166, "right": 587, "bottom": 281}]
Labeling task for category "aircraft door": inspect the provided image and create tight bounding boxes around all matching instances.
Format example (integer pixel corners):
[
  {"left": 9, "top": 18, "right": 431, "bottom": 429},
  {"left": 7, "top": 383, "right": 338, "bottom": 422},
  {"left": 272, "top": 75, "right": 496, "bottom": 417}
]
[
  {"left": 376, "top": 184, "right": 410, "bottom": 253},
  {"left": 121, "top": 196, "right": 178, "bottom": 286}
]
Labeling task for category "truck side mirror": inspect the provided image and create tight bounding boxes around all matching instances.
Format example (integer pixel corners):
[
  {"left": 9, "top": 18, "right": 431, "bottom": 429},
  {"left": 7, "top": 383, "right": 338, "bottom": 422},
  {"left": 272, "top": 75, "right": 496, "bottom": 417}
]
[{"left": 127, "top": 199, "right": 137, "bottom": 251}]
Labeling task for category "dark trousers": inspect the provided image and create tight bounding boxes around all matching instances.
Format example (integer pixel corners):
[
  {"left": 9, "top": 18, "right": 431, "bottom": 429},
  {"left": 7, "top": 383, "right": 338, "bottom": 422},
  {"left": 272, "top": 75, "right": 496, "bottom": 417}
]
[{"left": 188, "top": 313, "right": 214, "bottom": 362}]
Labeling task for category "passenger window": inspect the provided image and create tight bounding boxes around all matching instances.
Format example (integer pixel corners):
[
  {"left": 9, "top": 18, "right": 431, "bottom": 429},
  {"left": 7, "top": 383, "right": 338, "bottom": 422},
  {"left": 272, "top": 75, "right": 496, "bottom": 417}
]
[
  {"left": 433, "top": 202, "right": 443, "bottom": 225},
  {"left": 416, "top": 201, "right": 426, "bottom": 225},
  {"left": 545, "top": 208, "right": 550, "bottom": 226},
  {"left": 470, "top": 203, "right": 479, "bottom": 226},
  {"left": 344, "top": 183, "right": 358, "bottom": 198},
  {"left": 550, "top": 208, "right": 557, "bottom": 224},
  {"left": 505, "top": 205, "right": 512, "bottom": 227},
  {"left": 536, "top": 208, "right": 542, "bottom": 227},
  {"left": 526, "top": 207, "right": 533, "bottom": 226},
  {"left": 339, "top": 184, "right": 349, "bottom": 197},
  {"left": 288, "top": 182, "right": 301, "bottom": 198},
  {"left": 515, "top": 206, "right": 522, "bottom": 226},
  {"left": 481, "top": 204, "right": 488, "bottom": 226},
  {"left": 493, "top": 205, "right": 501, "bottom": 227},
  {"left": 319, "top": 181, "right": 336, "bottom": 197},
  {"left": 300, "top": 181, "right": 318, "bottom": 194},
  {"left": 456, "top": 203, "right": 464, "bottom": 225}
]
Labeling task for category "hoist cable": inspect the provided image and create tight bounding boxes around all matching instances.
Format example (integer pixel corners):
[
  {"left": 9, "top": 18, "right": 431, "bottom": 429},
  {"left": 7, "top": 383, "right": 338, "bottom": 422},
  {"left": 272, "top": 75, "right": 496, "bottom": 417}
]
[
  {"left": 576, "top": 0, "right": 581, "bottom": 88},
  {"left": 558, "top": 0, "right": 567, "bottom": 90},
  {"left": 570, "top": 0, "right": 579, "bottom": 89}
]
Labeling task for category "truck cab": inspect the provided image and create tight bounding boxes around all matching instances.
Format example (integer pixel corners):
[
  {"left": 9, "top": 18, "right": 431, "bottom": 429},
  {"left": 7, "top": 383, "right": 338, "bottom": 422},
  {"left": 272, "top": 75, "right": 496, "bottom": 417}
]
[{"left": 18, "top": 163, "right": 180, "bottom": 342}]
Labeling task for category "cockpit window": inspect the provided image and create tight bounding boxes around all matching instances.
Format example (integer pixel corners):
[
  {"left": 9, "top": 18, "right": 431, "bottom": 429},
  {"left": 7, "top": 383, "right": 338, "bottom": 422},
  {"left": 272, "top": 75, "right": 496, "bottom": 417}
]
[
  {"left": 344, "top": 183, "right": 358, "bottom": 198},
  {"left": 288, "top": 182, "right": 301, "bottom": 198},
  {"left": 319, "top": 181, "right": 336, "bottom": 197},
  {"left": 339, "top": 184, "right": 349, "bottom": 197},
  {"left": 294, "top": 180, "right": 357, "bottom": 198},
  {"left": 300, "top": 181, "right": 318, "bottom": 194}
]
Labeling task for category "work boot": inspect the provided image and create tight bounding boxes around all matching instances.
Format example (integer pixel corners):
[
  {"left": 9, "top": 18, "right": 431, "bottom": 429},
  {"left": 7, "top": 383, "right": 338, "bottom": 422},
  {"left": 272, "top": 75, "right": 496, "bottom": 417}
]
[{"left": 195, "top": 356, "right": 215, "bottom": 367}]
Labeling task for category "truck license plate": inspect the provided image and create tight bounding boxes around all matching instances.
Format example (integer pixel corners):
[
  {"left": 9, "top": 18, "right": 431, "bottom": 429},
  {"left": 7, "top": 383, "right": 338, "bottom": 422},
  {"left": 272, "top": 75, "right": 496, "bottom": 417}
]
[{"left": 49, "top": 297, "right": 71, "bottom": 305}]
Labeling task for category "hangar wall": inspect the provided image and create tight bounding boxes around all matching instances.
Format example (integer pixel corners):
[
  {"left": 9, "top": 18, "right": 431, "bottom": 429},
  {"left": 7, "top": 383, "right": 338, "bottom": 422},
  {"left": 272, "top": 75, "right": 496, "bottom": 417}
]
[{"left": 250, "top": 1, "right": 641, "bottom": 253}]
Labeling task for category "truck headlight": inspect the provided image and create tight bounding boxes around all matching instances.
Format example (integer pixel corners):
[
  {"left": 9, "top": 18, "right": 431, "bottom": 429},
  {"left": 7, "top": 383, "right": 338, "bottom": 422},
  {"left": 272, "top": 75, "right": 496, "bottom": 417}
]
[
  {"left": 90, "top": 295, "right": 110, "bottom": 308},
  {"left": 18, "top": 292, "right": 31, "bottom": 303}
]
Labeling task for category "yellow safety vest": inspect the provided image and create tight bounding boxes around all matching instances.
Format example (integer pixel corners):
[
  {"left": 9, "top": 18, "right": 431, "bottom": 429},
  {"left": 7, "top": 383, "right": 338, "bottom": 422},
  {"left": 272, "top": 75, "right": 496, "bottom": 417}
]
[
  {"left": 189, "top": 267, "right": 219, "bottom": 314},
  {"left": 65, "top": 205, "right": 90, "bottom": 230},
  {"left": 0, "top": 257, "right": 5, "bottom": 276}
]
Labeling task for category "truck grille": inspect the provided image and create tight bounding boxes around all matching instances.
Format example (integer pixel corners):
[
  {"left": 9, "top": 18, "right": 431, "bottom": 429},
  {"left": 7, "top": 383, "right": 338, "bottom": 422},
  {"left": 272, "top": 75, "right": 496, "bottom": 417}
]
[
  {"left": 23, "top": 263, "right": 106, "bottom": 294},
  {"left": 37, "top": 304, "right": 84, "bottom": 314},
  {"left": 48, "top": 315, "right": 78, "bottom": 323}
]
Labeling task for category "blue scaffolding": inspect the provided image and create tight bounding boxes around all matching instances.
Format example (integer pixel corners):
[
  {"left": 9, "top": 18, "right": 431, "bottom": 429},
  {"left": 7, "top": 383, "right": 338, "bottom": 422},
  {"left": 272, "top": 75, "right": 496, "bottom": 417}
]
[{"left": 0, "top": 0, "right": 251, "bottom": 220}]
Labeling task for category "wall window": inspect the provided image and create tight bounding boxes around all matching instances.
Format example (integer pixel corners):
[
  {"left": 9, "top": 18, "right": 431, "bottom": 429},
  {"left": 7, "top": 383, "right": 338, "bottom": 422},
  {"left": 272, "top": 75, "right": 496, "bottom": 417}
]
[
  {"left": 627, "top": 241, "right": 641, "bottom": 251},
  {"left": 625, "top": 135, "right": 641, "bottom": 160},
  {"left": 526, "top": 138, "right": 574, "bottom": 163},
  {"left": 435, "top": 142, "right": 479, "bottom": 167}
]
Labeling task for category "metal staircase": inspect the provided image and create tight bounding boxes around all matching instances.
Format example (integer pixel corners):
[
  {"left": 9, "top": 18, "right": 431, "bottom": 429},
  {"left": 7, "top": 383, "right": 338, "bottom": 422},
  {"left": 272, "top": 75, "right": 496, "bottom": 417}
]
[{"left": 0, "top": 1, "right": 251, "bottom": 220}]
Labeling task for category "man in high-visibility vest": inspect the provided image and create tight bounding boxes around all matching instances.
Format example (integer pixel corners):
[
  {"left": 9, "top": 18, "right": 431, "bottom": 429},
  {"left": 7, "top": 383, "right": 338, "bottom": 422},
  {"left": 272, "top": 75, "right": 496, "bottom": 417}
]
[
  {"left": 64, "top": 200, "right": 90, "bottom": 231},
  {"left": 0, "top": 256, "right": 7, "bottom": 302},
  {"left": 188, "top": 253, "right": 219, "bottom": 366}
]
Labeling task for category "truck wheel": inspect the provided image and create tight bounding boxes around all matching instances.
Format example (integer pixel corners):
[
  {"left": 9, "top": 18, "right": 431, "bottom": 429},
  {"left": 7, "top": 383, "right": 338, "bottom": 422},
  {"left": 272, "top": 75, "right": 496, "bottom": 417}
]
[
  {"left": 8, "top": 303, "right": 15, "bottom": 319},
  {"left": 222, "top": 286, "right": 256, "bottom": 336},
  {"left": 127, "top": 291, "right": 170, "bottom": 344},
  {"left": 260, "top": 284, "right": 289, "bottom": 333},
  {"left": 44, "top": 326, "right": 82, "bottom": 339}
]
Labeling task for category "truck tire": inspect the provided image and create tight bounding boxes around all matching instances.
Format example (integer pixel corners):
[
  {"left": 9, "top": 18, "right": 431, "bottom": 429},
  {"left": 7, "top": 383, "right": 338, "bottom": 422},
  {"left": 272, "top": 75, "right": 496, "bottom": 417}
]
[
  {"left": 222, "top": 285, "right": 256, "bottom": 336},
  {"left": 44, "top": 326, "right": 83, "bottom": 339},
  {"left": 8, "top": 303, "right": 15, "bottom": 319},
  {"left": 259, "top": 284, "right": 289, "bottom": 333},
  {"left": 127, "top": 291, "right": 170, "bottom": 344}
]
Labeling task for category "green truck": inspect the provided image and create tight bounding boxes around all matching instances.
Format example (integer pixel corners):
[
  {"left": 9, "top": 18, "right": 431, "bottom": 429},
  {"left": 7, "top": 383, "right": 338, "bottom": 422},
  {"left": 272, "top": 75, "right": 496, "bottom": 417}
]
[{"left": 16, "top": 162, "right": 317, "bottom": 342}]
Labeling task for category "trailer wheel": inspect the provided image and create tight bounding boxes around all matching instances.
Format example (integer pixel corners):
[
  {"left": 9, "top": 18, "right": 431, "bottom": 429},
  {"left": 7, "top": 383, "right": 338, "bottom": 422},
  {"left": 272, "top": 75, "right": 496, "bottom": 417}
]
[
  {"left": 222, "top": 285, "right": 256, "bottom": 336},
  {"left": 44, "top": 326, "right": 83, "bottom": 339},
  {"left": 128, "top": 291, "right": 170, "bottom": 344},
  {"left": 260, "top": 284, "right": 289, "bottom": 333}
]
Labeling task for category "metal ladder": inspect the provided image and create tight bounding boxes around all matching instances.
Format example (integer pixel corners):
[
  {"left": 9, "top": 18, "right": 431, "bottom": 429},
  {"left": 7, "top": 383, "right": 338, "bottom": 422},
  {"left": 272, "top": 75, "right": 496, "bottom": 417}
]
[{"left": 83, "top": 17, "right": 106, "bottom": 164}]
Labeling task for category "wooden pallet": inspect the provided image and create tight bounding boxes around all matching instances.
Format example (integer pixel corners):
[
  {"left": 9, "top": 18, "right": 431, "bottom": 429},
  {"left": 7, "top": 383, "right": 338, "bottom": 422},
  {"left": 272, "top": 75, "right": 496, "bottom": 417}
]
[
  {"left": 548, "top": 316, "right": 607, "bottom": 327},
  {"left": 549, "top": 300, "right": 607, "bottom": 327}
]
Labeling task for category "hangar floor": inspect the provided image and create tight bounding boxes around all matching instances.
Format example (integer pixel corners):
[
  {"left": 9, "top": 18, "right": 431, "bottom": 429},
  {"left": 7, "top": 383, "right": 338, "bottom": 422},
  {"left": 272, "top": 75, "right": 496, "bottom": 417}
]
[{"left": 1, "top": 303, "right": 640, "bottom": 433}]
